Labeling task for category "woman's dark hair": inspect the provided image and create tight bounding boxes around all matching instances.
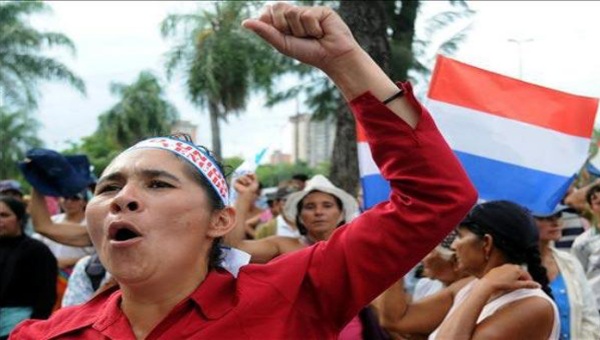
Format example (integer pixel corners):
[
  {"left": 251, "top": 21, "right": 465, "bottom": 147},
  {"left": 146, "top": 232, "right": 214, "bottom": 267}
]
[
  {"left": 0, "top": 195, "right": 28, "bottom": 232},
  {"left": 295, "top": 190, "right": 344, "bottom": 236},
  {"left": 292, "top": 173, "right": 309, "bottom": 182},
  {"left": 460, "top": 200, "right": 553, "bottom": 298},
  {"left": 168, "top": 133, "right": 231, "bottom": 270},
  {"left": 585, "top": 184, "right": 600, "bottom": 206}
]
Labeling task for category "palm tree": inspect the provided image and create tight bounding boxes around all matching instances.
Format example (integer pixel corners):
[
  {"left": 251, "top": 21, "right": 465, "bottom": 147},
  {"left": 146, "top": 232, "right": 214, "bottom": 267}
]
[
  {"left": 98, "top": 71, "right": 179, "bottom": 149},
  {"left": 64, "top": 71, "right": 178, "bottom": 176},
  {"left": 0, "top": 1, "right": 85, "bottom": 108},
  {"left": 0, "top": 107, "right": 42, "bottom": 179},
  {"left": 161, "top": 1, "right": 290, "bottom": 159}
]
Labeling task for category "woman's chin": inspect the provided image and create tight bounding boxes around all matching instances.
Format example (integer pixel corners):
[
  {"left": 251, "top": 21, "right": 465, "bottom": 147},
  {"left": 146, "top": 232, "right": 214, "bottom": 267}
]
[
  {"left": 105, "top": 263, "right": 150, "bottom": 286},
  {"left": 453, "top": 260, "right": 468, "bottom": 273},
  {"left": 306, "top": 224, "right": 334, "bottom": 235}
]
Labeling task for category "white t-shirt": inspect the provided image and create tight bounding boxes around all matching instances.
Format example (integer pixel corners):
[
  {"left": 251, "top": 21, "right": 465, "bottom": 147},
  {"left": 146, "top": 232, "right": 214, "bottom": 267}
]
[{"left": 275, "top": 215, "right": 301, "bottom": 238}]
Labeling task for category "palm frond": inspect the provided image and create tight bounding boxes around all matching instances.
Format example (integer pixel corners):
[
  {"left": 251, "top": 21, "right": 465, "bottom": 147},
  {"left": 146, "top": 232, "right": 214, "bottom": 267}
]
[{"left": 0, "top": 0, "right": 85, "bottom": 108}]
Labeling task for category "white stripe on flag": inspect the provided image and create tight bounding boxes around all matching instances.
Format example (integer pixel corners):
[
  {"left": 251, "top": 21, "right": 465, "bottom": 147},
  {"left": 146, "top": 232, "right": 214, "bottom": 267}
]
[
  {"left": 428, "top": 99, "right": 589, "bottom": 176},
  {"left": 357, "top": 142, "right": 380, "bottom": 176}
]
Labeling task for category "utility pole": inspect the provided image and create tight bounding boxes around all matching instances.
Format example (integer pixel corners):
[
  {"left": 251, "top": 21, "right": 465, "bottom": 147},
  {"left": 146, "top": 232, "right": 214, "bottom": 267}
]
[
  {"left": 293, "top": 97, "right": 300, "bottom": 164},
  {"left": 508, "top": 38, "right": 534, "bottom": 79}
]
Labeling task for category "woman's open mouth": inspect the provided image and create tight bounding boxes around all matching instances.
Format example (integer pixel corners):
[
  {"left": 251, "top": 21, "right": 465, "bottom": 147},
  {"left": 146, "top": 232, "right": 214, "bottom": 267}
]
[{"left": 108, "top": 222, "right": 143, "bottom": 246}]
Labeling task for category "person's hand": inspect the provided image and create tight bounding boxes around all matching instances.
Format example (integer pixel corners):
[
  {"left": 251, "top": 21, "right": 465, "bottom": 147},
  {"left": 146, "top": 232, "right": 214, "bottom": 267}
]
[
  {"left": 479, "top": 264, "right": 540, "bottom": 293},
  {"left": 242, "top": 3, "right": 360, "bottom": 74},
  {"left": 233, "top": 173, "right": 259, "bottom": 198}
]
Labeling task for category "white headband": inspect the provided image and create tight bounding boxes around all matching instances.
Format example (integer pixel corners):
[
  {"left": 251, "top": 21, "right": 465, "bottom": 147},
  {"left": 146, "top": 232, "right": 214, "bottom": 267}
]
[{"left": 127, "top": 137, "right": 229, "bottom": 206}]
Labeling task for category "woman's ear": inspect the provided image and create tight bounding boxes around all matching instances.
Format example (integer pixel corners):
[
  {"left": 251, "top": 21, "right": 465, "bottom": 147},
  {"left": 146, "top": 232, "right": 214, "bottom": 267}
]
[
  {"left": 482, "top": 233, "right": 494, "bottom": 260},
  {"left": 206, "top": 206, "right": 236, "bottom": 238}
]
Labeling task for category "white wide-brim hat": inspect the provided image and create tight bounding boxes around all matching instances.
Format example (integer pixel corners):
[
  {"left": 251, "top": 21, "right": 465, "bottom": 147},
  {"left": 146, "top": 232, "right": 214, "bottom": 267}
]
[{"left": 283, "top": 175, "right": 359, "bottom": 223}]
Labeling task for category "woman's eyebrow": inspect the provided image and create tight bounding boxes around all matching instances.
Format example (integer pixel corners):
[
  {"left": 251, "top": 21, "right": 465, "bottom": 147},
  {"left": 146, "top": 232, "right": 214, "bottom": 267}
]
[
  {"left": 139, "top": 169, "right": 181, "bottom": 183},
  {"left": 97, "top": 169, "right": 181, "bottom": 186},
  {"left": 96, "top": 172, "right": 124, "bottom": 187}
]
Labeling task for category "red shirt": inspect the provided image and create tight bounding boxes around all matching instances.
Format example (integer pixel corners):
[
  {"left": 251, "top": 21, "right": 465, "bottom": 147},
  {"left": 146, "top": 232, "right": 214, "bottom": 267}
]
[{"left": 11, "top": 83, "right": 477, "bottom": 339}]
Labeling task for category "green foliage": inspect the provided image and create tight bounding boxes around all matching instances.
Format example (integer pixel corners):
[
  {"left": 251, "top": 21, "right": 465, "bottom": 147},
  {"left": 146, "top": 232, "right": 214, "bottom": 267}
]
[
  {"left": 221, "top": 156, "right": 326, "bottom": 189},
  {"left": 256, "top": 161, "right": 321, "bottom": 187},
  {"left": 161, "top": 1, "right": 292, "bottom": 158},
  {"left": 0, "top": 1, "right": 85, "bottom": 109},
  {"left": 0, "top": 106, "right": 42, "bottom": 179},
  {"left": 222, "top": 156, "right": 244, "bottom": 175},
  {"left": 64, "top": 71, "right": 178, "bottom": 176},
  {"left": 97, "top": 71, "right": 179, "bottom": 149},
  {"left": 592, "top": 128, "right": 600, "bottom": 147},
  {"left": 221, "top": 156, "right": 327, "bottom": 188},
  {"left": 62, "top": 133, "right": 121, "bottom": 178},
  {"left": 313, "top": 161, "right": 331, "bottom": 177}
]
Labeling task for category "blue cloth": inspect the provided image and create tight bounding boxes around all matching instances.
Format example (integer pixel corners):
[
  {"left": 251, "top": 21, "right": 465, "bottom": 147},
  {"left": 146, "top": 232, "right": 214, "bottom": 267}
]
[
  {"left": 550, "top": 273, "right": 571, "bottom": 340},
  {"left": 18, "top": 149, "right": 93, "bottom": 197},
  {"left": 0, "top": 307, "right": 32, "bottom": 336}
]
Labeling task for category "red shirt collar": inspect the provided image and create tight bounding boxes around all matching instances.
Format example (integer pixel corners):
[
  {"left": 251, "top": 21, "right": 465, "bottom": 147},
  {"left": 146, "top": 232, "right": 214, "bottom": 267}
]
[
  {"left": 189, "top": 268, "right": 238, "bottom": 320},
  {"left": 90, "top": 268, "right": 238, "bottom": 335}
]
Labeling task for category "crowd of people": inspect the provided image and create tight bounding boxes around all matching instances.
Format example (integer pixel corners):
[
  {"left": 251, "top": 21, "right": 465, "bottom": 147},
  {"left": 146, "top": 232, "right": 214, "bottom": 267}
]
[{"left": 1, "top": 3, "right": 600, "bottom": 339}]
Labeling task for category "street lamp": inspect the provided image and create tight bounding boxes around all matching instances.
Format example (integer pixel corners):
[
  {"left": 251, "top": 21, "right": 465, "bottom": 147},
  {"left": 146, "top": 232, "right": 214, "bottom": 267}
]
[{"left": 508, "top": 38, "right": 534, "bottom": 79}]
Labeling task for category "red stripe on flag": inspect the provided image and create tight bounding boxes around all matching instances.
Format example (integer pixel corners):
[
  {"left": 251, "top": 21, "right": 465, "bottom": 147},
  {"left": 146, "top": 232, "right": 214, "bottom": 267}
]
[
  {"left": 428, "top": 56, "right": 598, "bottom": 138},
  {"left": 356, "top": 121, "right": 367, "bottom": 142}
]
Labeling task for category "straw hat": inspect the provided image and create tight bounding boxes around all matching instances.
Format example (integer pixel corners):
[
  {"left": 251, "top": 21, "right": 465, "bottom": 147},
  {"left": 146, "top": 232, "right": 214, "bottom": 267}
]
[{"left": 283, "top": 175, "right": 359, "bottom": 223}]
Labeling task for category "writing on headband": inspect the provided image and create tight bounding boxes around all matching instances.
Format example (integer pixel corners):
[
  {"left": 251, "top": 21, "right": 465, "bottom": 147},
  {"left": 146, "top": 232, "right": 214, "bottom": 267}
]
[{"left": 127, "top": 137, "right": 229, "bottom": 206}]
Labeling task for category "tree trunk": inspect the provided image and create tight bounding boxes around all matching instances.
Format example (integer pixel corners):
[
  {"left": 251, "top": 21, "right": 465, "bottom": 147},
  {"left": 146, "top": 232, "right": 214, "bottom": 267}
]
[
  {"left": 391, "top": 0, "right": 419, "bottom": 80},
  {"left": 329, "top": 101, "right": 359, "bottom": 195},
  {"left": 340, "top": 1, "right": 391, "bottom": 73},
  {"left": 208, "top": 100, "right": 222, "bottom": 160},
  {"left": 329, "top": 1, "right": 391, "bottom": 196}
]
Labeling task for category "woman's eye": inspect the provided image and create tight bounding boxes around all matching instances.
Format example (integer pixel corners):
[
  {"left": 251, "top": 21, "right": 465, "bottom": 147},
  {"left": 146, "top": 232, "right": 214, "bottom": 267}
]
[
  {"left": 96, "top": 184, "right": 120, "bottom": 194},
  {"left": 148, "top": 180, "right": 172, "bottom": 189}
]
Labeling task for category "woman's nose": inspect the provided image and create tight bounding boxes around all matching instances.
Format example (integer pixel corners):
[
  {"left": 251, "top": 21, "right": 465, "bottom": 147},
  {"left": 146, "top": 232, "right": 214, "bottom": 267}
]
[
  {"left": 450, "top": 238, "right": 459, "bottom": 250},
  {"left": 109, "top": 185, "right": 141, "bottom": 214}
]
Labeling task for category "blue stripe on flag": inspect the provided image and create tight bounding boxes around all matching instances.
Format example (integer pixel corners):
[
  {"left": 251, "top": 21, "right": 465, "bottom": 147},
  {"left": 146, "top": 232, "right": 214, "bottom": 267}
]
[
  {"left": 361, "top": 174, "right": 391, "bottom": 209},
  {"left": 455, "top": 151, "right": 576, "bottom": 214}
]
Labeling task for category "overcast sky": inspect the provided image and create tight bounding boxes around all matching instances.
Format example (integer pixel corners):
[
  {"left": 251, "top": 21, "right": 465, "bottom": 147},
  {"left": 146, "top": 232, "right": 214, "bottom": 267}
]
[{"left": 32, "top": 1, "right": 600, "bottom": 160}]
